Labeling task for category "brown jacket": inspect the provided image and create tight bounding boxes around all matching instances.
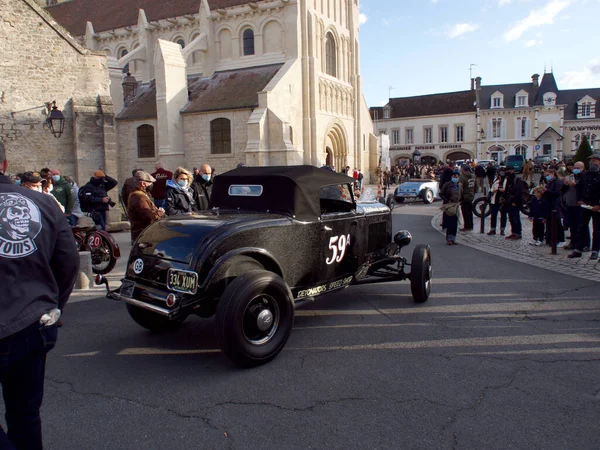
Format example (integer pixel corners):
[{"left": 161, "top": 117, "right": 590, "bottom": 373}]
[{"left": 128, "top": 189, "right": 163, "bottom": 241}]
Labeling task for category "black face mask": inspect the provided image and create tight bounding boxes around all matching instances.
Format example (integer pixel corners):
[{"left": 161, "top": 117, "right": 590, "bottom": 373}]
[{"left": 91, "top": 177, "right": 103, "bottom": 185}]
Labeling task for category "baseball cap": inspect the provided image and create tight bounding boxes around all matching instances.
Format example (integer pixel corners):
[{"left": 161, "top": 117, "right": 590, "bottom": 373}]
[
  {"left": 20, "top": 171, "right": 42, "bottom": 183},
  {"left": 134, "top": 171, "right": 156, "bottom": 182}
]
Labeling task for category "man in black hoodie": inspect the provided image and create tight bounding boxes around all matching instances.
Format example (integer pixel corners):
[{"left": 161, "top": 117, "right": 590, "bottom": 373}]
[
  {"left": 0, "top": 141, "right": 79, "bottom": 450},
  {"left": 191, "top": 163, "right": 213, "bottom": 211},
  {"left": 79, "top": 170, "right": 118, "bottom": 230}
]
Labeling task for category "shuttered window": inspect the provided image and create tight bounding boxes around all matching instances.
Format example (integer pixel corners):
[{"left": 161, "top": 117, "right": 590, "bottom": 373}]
[
  {"left": 137, "top": 125, "right": 155, "bottom": 158},
  {"left": 211, "top": 118, "right": 231, "bottom": 154}
]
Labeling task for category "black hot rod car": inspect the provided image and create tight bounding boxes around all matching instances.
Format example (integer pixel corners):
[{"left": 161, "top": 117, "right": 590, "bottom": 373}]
[{"left": 99, "top": 166, "right": 432, "bottom": 367}]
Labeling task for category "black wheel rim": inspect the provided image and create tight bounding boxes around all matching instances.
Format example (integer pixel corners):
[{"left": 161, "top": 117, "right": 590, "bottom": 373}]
[{"left": 242, "top": 294, "right": 280, "bottom": 345}]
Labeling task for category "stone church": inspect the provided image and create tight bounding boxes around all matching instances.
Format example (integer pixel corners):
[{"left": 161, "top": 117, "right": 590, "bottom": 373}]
[{"left": 46, "top": 0, "right": 377, "bottom": 183}]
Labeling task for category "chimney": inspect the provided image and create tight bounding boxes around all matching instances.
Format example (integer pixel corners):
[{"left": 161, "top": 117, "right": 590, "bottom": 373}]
[
  {"left": 532, "top": 74, "right": 540, "bottom": 88},
  {"left": 475, "top": 77, "right": 481, "bottom": 90},
  {"left": 471, "top": 78, "right": 475, "bottom": 91}
]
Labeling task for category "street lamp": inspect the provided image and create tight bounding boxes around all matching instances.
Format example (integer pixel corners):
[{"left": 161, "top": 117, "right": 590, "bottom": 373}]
[
  {"left": 46, "top": 101, "right": 65, "bottom": 138},
  {"left": 122, "top": 72, "right": 138, "bottom": 106}
]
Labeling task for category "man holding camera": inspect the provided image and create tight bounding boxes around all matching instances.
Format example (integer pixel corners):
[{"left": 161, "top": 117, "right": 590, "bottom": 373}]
[{"left": 78, "top": 170, "right": 118, "bottom": 230}]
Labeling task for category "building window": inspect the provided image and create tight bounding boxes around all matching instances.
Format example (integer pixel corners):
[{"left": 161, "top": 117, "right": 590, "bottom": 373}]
[
  {"left": 492, "top": 118, "right": 503, "bottom": 139},
  {"left": 405, "top": 128, "right": 413, "bottom": 144},
  {"left": 119, "top": 48, "right": 129, "bottom": 73},
  {"left": 242, "top": 29, "right": 255, "bottom": 56},
  {"left": 137, "top": 125, "right": 155, "bottom": 158},
  {"left": 519, "top": 117, "right": 528, "bottom": 138},
  {"left": 439, "top": 126, "right": 448, "bottom": 143},
  {"left": 325, "top": 33, "right": 337, "bottom": 77},
  {"left": 581, "top": 103, "right": 592, "bottom": 117},
  {"left": 492, "top": 96, "right": 503, "bottom": 108},
  {"left": 391, "top": 130, "right": 400, "bottom": 145},
  {"left": 211, "top": 118, "right": 232, "bottom": 154},
  {"left": 516, "top": 95, "right": 528, "bottom": 107},
  {"left": 515, "top": 145, "right": 527, "bottom": 156},
  {"left": 176, "top": 39, "right": 185, "bottom": 48},
  {"left": 456, "top": 126, "right": 464, "bottom": 143},
  {"left": 383, "top": 107, "right": 390, "bottom": 119},
  {"left": 424, "top": 127, "right": 432, "bottom": 144}
]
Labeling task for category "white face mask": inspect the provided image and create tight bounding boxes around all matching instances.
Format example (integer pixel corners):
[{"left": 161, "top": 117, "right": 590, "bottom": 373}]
[
  {"left": 47, "top": 183, "right": 53, "bottom": 193},
  {"left": 35, "top": 186, "right": 42, "bottom": 193}
]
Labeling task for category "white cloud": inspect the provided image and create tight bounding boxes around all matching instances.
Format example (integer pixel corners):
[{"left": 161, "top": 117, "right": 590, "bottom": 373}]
[
  {"left": 503, "top": 0, "right": 571, "bottom": 42},
  {"left": 446, "top": 23, "right": 479, "bottom": 39},
  {"left": 498, "top": 0, "right": 513, "bottom": 5},
  {"left": 359, "top": 13, "right": 368, "bottom": 25},
  {"left": 561, "top": 60, "right": 600, "bottom": 88},
  {"left": 525, "top": 32, "right": 543, "bottom": 47}
]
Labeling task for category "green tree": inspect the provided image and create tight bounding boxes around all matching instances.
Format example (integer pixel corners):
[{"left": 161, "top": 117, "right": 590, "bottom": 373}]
[{"left": 574, "top": 135, "right": 593, "bottom": 169}]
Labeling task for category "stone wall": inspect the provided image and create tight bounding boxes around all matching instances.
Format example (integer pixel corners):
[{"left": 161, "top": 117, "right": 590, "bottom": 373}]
[
  {"left": 0, "top": 0, "right": 111, "bottom": 185},
  {"left": 116, "top": 119, "right": 159, "bottom": 184},
  {"left": 183, "top": 110, "right": 252, "bottom": 174}
]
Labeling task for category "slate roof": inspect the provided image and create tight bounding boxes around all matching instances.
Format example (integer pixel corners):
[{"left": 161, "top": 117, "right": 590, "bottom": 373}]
[
  {"left": 479, "top": 83, "right": 536, "bottom": 109},
  {"left": 560, "top": 88, "right": 600, "bottom": 120},
  {"left": 47, "top": 0, "right": 254, "bottom": 36},
  {"left": 535, "top": 72, "right": 559, "bottom": 105},
  {"left": 381, "top": 90, "right": 476, "bottom": 119},
  {"left": 116, "top": 81, "right": 157, "bottom": 121},
  {"left": 182, "top": 64, "right": 283, "bottom": 114}
]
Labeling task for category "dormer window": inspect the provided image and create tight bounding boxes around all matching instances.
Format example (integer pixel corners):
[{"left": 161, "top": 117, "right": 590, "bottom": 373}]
[
  {"left": 515, "top": 90, "right": 529, "bottom": 107},
  {"left": 577, "top": 96, "right": 596, "bottom": 119},
  {"left": 543, "top": 92, "right": 557, "bottom": 107},
  {"left": 383, "top": 107, "right": 390, "bottom": 119},
  {"left": 491, "top": 92, "right": 503, "bottom": 109}
]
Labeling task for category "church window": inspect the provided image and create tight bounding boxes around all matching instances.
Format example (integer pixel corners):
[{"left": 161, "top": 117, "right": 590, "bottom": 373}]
[
  {"left": 242, "top": 29, "right": 255, "bottom": 56},
  {"left": 137, "top": 125, "right": 155, "bottom": 159},
  {"left": 211, "top": 118, "right": 232, "bottom": 154},
  {"left": 325, "top": 33, "right": 337, "bottom": 77},
  {"left": 119, "top": 48, "right": 129, "bottom": 74}
]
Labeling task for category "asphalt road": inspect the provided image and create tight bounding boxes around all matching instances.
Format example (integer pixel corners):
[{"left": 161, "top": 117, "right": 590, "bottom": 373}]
[{"left": 3, "top": 203, "right": 600, "bottom": 450}]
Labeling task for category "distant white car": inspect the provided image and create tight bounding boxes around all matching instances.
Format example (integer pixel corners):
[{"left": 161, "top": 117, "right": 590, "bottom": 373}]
[
  {"left": 477, "top": 160, "right": 496, "bottom": 167},
  {"left": 394, "top": 179, "right": 440, "bottom": 204}
]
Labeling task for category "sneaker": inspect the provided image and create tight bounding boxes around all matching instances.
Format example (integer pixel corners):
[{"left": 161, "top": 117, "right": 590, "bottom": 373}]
[
  {"left": 591, "top": 251, "right": 599, "bottom": 261},
  {"left": 500, "top": 228, "right": 505, "bottom": 236},
  {"left": 567, "top": 251, "right": 582, "bottom": 258},
  {"left": 557, "top": 242, "right": 566, "bottom": 248},
  {"left": 529, "top": 240, "right": 537, "bottom": 246},
  {"left": 487, "top": 230, "right": 496, "bottom": 236},
  {"left": 563, "top": 244, "right": 574, "bottom": 250},
  {"left": 535, "top": 241, "right": 543, "bottom": 246},
  {"left": 583, "top": 246, "right": 591, "bottom": 252},
  {"left": 452, "top": 241, "right": 459, "bottom": 245}
]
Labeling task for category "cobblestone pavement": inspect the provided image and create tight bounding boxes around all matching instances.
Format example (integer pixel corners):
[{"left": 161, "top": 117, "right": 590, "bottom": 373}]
[{"left": 431, "top": 209, "right": 600, "bottom": 282}]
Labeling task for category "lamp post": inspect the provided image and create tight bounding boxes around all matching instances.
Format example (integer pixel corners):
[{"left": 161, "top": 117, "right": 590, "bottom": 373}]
[
  {"left": 122, "top": 72, "right": 138, "bottom": 106},
  {"left": 46, "top": 101, "right": 65, "bottom": 138}
]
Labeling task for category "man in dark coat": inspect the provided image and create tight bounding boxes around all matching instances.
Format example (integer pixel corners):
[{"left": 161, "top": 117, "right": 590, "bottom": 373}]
[
  {"left": 127, "top": 171, "right": 164, "bottom": 242},
  {"left": 151, "top": 161, "right": 173, "bottom": 208},
  {"left": 0, "top": 141, "right": 79, "bottom": 450},
  {"left": 78, "top": 170, "right": 118, "bottom": 230},
  {"left": 121, "top": 168, "right": 143, "bottom": 208},
  {"left": 191, "top": 163, "right": 213, "bottom": 211}
]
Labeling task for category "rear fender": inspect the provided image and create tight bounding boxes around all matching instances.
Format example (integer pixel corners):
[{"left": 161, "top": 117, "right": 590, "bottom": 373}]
[
  {"left": 90, "top": 230, "right": 121, "bottom": 258},
  {"left": 201, "top": 247, "right": 284, "bottom": 292}
]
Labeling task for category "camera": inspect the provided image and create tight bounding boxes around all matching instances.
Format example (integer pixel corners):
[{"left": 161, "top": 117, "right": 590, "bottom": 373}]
[{"left": 107, "top": 197, "right": 116, "bottom": 207}]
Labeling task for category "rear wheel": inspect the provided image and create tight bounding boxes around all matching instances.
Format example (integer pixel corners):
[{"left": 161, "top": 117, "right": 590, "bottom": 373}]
[
  {"left": 423, "top": 189, "right": 434, "bottom": 204},
  {"left": 87, "top": 232, "right": 118, "bottom": 274},
  {"left": 126, "top": 303, "right": 184, "bottom": 332},
  {"left": 410, "top": 245, "right": 432, "bottom": 303},
  {"left": 216, "top": 271, "right": 294, "bottom": 367},
  {"left": 473, "top": 197, "right": 492, "bottom": 218},
  {"left": 386, "top": 194, "right": 395, "bottom": 211}
]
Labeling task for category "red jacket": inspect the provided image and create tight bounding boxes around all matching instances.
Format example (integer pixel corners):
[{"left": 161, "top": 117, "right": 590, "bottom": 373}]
[{"left": 151, "top": 168, "right": 173, "bottom": 200}]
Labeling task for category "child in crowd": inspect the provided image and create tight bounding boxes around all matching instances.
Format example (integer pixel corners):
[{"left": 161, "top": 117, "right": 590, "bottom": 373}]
[{"left": 528, "top": 186, "right": 548, "bottom": 246}]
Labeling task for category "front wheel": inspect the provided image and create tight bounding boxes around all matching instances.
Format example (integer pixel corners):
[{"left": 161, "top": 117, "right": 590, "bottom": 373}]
[
  {"left": 126, "top": 303, "right": 184, "bottom": 332},
  {"left": 386, "top": 194, "right": 395, "bottom": 211},
  {"left": 410, "top": 245, "right": 432, "bottom": 303},
  {"left": 216, "top": 271, "right": 294, "bottom": 367},
  {"left": 395, "top": 197, "right": 405, "bottom": 204},
  {"left": 473, "top": 197, "right": 492, "bottom": 218},
  {"left": 87, "top": 232, "right": 118, "bottom": 274},
  {"left": 422, "top": 189, "right": 434, "bottom": 204}
]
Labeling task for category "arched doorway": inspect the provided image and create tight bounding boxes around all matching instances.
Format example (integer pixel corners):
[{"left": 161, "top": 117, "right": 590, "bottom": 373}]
[
  {"left": 446, "top": 151, "right": 471, "bottom": 162},
  {"left": 324, "top": 121, "right": 349, "bottom": 171},
  {"left": 325, "top": 147, "right": 333, "bottom": 167},
  {"left": 515, "top": 145, "right": 528, "bottom": 158}
]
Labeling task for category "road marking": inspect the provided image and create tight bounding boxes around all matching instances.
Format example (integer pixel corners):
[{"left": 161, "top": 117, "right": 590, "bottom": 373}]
[
  {"left": 118, "top": 347, "right": 221, "bottom": 356},
  {"left": 63, "top": 351, "right": 100, "bottom": 357},
  {"left": 459, "top": 347, "right": 600, "bottom": 356}
]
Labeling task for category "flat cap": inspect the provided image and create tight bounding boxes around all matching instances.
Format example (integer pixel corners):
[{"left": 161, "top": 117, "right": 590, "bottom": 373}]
[
  {"left": 588, "top": 152, "right": 600, "bottom": 160},
  {"left": 134, "top": 171, "right": 156, "bottom": 182},
  {"left": 20, "top": 171, "right": 42, "bottom": 183}
]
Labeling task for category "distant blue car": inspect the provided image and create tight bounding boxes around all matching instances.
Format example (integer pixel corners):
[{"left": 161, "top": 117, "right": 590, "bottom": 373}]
[{"left": 395, "top": 180, "right": 440, "bottom": 204}]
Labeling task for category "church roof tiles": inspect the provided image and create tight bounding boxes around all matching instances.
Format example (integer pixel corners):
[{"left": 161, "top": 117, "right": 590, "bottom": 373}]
[{"left": 47, "top": 0, "right": 255, "bottom": 36}]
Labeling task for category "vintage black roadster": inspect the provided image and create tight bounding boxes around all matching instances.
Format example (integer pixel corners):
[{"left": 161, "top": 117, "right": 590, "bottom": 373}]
[{"left": 98, "top": 166, "right": 432, "bottom": 367}]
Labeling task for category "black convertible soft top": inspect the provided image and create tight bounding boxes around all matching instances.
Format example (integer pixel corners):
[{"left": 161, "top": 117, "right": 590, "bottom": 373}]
[{"left": 209, "top": 165, "right": 355, "bottom": 220}]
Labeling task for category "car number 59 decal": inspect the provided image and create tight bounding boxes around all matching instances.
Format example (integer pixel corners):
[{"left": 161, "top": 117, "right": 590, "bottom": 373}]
[{"left": 326, "top": 234, "right": 351, "bottom": 265}]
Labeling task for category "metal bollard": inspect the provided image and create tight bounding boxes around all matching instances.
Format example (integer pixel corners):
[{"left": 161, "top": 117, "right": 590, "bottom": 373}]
[
  {"left": 480, "top": 203, "right": 486, "bottom": 234},
  {"left": 551, "top": 210, "right": 558, "bottom": 255}
]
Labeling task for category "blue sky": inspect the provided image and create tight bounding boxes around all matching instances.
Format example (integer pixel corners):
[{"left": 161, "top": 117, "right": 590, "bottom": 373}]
[{"left": 358, "top": 0, "right": 600, "bottom": 107}]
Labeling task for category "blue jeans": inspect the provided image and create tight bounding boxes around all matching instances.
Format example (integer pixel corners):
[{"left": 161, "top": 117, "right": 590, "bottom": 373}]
[
  {"left": 508, "top": 205, "right": 522, "bottom": 235},
  {"left": 0, "top": 322, "right": 57, "bottom": 450},
  {"left": 66, "top": 214, "right": 78, "bottom": 227},
  {"left": 92, "top": 211, "right": 106, "bottom": 230}
]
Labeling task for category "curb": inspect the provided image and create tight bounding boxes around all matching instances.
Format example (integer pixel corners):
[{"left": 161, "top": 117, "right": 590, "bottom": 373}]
[{"left": 431, "top": 211, "right": 600, "bottom": 283}]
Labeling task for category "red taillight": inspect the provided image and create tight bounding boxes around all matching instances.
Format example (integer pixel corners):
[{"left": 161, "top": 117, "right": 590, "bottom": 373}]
[
  {"left": 95, "top": 274, "right": 104, "bottom": 285},
  {"left": 166, "top": 293, "right": 177, "bottom": 307}
]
